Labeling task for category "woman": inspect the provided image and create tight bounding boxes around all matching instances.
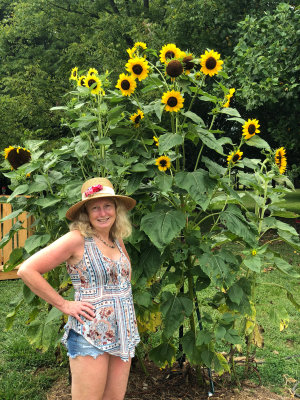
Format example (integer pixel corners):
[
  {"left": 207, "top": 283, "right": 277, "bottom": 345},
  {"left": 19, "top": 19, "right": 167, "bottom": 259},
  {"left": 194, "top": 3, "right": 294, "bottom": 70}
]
[{"left": 18, "top": 177, "right": 140, "bottom": 400}]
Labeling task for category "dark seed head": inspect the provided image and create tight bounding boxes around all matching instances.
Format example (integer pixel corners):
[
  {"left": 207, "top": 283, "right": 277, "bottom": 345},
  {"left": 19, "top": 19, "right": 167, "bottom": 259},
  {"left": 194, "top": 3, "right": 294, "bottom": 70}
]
[
  {"left": 165, "top": 51, "right": 175, "bottom": 60},
  {"left": 205, "top": 56, "right": 217, "bottom": 70},
  {"left": 166, "top": 60, "right": 183, "bottom": 77},
  {"left": 183, "top": 56, "right": 194, "bottom": 71},
  {"left": 121, "top": 80, "right": 130, "bottom": 90},
  {"left": 167, "top": 96, "right": 178, "bottom": 107},
  {"left": 248, "top": 124, "right": 256, "bottom": 135},
  {"left": 132, "top": 64, "right": 143, "bottom": 75}
]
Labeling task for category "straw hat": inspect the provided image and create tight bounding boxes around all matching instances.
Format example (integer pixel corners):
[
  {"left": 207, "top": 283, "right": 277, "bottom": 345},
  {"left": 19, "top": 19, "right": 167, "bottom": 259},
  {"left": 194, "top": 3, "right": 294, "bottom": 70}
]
[{"left": 65, "top": 177, "right": 136, "bottom": 221}]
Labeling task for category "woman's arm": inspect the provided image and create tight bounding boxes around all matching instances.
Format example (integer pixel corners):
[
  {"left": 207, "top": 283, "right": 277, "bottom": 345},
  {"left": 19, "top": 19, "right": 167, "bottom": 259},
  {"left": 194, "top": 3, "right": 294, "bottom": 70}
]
[{"left": 18, "top": 230, "right": 95, "bottom": 324}]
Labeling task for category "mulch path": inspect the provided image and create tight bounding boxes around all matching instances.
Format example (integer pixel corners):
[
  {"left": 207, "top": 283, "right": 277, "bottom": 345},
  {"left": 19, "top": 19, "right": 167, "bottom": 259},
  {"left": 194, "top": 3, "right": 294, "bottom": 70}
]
[{"left": 46, "top": 360, "right": 291, "bottom": 400}]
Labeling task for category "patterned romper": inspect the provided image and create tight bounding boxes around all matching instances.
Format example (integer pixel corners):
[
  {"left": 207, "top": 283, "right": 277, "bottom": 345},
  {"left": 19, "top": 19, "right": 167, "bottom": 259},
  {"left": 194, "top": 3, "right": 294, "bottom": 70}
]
[{"left": 61, "top": 237, "right": 140, "bottom": 361}]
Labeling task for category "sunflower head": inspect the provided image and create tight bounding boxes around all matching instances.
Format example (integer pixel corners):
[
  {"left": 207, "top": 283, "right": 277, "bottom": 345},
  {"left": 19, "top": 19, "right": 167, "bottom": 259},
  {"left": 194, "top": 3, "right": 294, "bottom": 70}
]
[
  {"left": 125, "top": 57, "right": 149, "bottom": 81},
  {"left": 127, "top": 47, "right": 136, "bottom": 59},
  {"left": 155, "top": 156, "right": 171, "bottom": 172},
  {"left": 153, "top": 136, "right": 159, "bottom": 147},
  {"left": 200, "top": 50, "right": 223, "bottom": 77},
  {"left": 166, "top": 60, "right": 183, "bottom": 78},
  {"left": 87, "top": 68, "right": 99, "bottom": 76},
  {"left": 134, "top": 42, "right": 147, "bottom": 51},
  {"left": 227, "top": 149, "right": 243, "bottom": 165},
  {"left": 223, "top": 88, "right": 235, "bottom": 108},
  {"left": 242, "top": 119, "right": 260, "bottom": 140},
  {"left": 182, "top": 54, "right": 195, "bottom": 74},
  {"left": 130, "top": 109, "right": 144, "bottom": 127},
  {"left": 77, "top": 75, "right": 86, "bottom": 87},
  {"left": 275, "top": 147, "right": 287, "bottom": 174},
  {"left": 116, "top": 73, "right": 136, "bottom": 96},
  {"left": 85, "top": 74, "right": 103, "bottom": 95},
  {"left": 4, "top": 146, "right": 31, "bottom": 170},
  {"left": 160, "top": 44, "right": 181, "bottom": 64},
  {"left": 161, "top": 90, "right": 184, "bottom": 112},
  {"left": 70, "top": 67, "right": 78, "bottom": 81}
]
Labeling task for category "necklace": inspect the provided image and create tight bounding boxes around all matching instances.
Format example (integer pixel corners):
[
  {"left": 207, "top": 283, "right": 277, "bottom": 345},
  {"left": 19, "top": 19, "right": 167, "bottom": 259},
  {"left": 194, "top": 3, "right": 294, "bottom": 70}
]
[{"left": 94, "top": 234, "right": 115, "bottom": 248}]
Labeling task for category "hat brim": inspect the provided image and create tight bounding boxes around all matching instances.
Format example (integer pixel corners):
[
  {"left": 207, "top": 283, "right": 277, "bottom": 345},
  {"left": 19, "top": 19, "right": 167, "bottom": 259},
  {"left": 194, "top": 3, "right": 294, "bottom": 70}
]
[{"left": 65, "top": 193, "right": 136, "bottom": 221}]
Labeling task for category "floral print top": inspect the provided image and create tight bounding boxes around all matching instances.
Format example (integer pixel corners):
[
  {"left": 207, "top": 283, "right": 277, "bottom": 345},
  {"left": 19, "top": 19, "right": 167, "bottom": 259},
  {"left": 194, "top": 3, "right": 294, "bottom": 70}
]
[{"left": 61, "top": 237, "right": 140, "bottom": 361}]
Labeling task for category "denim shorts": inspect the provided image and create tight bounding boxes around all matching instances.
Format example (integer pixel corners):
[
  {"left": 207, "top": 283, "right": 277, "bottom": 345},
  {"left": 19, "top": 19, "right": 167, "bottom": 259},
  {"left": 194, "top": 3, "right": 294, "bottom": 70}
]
[{"left": 66, "top": 329, "right": 105, "bottom": 359}]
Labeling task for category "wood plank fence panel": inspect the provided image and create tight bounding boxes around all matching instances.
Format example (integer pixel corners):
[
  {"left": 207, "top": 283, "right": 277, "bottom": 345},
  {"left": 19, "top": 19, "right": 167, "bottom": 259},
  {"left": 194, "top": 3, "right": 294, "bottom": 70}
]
[{"left": 0, "top": 198, "right": 33, "bottom": 280}]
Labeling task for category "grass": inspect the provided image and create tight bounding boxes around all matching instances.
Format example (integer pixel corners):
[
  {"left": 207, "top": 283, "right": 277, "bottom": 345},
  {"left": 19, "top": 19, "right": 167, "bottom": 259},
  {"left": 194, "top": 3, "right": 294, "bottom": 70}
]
[
  {"left": 0, "top": 241, "right": 299, "bottom": 398},
  {"left": 0, "top": 280, "right": 67, "bottom": 400}
]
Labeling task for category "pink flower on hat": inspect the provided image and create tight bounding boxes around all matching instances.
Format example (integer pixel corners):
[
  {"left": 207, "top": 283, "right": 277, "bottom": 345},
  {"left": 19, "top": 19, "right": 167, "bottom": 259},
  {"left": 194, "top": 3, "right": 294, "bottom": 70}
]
[{"left": 84, "top": 184, "right": 103, "bottom": 197}]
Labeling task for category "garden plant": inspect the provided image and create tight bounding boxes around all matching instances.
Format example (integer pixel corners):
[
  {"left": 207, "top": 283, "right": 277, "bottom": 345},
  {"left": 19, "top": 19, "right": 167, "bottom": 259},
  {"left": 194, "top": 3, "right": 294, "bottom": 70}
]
[{"left": 1, "top": 42, "right": 299, "bottom": 384}]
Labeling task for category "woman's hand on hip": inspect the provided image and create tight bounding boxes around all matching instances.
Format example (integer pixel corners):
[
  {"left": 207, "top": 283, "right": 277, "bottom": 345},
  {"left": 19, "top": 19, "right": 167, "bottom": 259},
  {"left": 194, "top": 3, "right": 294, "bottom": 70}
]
[{"left": 62, "top": 300, "right": 95, "bottom": 324}]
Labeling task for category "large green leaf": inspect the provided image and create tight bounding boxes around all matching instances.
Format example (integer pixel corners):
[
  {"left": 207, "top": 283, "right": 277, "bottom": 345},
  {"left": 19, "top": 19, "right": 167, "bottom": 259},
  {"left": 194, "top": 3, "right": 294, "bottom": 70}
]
[
  {"left": 34, "top": 196, "right": 61, "bottom": 208},
  {"left": 245, "top": 135, "right": 271, "bottom": 150},
  {"left": 154, "top": 174, "right": 173, "bottom": 193},
  {"left": 140, "top": 208, "right": 186, "bottom": 249},
  {"left": 195, "top": 127, "right": 224, "bottom": 154},
  {"left": 138, "top": 245, "right": 162, "bottom": 279},
  {"left": 149, "top": 343, "right": 177, "bottom": 368},
  {"left": 181, "top": 331, "right": 202, "bottom": 364},
  {"left": 160, "top": 293, "right": 193, "bottom": 337},
  {"left": 75, "top": 139, "right": 90, "bottom": 157},
  {"left": 158, "top": 133, "right": 183, "bottom": 152},
  {"left": 175, "top": 170, "right": 217, "bottom": 210},
  {"left": 0, "top": 221, "right": 23, "bottom": 249},
  {"left": 7, "top": 184, "right": 29, "bottom": 202},
  {"left": 24, "top": 234, "right": 51, "bottom": 253},
  {"left": 0, "top": 209, "right": 23, "bottom": 222},
  {"left": 273, "top": 257, "right": 300, "bottom": 278},
  {"left": 243, "top": 256, "right": 262, "bottom": 273},
  {"left": 182, "top": 111, "right": 205, "bottom": 126},
  {"left": 27, "top": 181, "right": 48, "bottom": 194},
  {"left": 220, "top": 204, "right": 257, "bottom": 246}
]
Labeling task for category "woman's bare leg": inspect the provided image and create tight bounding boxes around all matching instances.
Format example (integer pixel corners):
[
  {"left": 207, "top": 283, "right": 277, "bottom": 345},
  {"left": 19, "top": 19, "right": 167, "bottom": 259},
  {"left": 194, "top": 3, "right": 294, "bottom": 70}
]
[
  {"left": 69, "top": 353, "right": 109, "bottom": 400},
  {"left": 102, "top": 355, "right": 131, "bottom": 400}
]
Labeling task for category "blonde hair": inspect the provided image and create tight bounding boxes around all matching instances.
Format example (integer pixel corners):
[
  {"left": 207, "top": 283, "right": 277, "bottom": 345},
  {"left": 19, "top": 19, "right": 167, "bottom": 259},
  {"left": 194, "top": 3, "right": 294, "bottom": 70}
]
[{"left": 69, "top": 198, "right": 132, "bottom": 240}]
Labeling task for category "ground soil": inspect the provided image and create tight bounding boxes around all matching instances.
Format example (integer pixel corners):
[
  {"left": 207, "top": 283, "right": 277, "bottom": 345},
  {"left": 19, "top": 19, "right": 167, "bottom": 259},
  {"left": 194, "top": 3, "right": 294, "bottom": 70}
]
[{"left": 46, "top": 361, "right": 292, "bottom": 400}]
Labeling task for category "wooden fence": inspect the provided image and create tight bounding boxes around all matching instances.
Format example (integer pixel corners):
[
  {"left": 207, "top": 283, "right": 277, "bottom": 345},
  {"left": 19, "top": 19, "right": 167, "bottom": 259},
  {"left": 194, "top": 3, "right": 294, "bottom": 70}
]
[{"left": 0, "top": 198, "right": 33, "bottom": 280}]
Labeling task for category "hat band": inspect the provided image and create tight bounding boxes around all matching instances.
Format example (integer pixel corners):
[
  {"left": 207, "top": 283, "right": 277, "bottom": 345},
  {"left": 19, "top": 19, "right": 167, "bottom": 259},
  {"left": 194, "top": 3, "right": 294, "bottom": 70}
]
[{"left": 82, "top": 185, "right": 115, "bottom": 200}]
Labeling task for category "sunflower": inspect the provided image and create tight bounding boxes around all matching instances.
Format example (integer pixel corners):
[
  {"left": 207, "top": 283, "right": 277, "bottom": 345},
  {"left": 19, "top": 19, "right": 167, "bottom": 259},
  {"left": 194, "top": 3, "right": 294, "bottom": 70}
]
[
  {"left": 127, "top": 47, "right": 136, "bottom": 59},
  {"left": 87, "top": 68, "right": 98, "bottom": 76},
  {"left": 153, "top": 136, "right": 159, "bottom": 147},
  {"left": 85, "top": 74, "right": 103, "bottom": 95},
  {"left": 77, "top": 75, "right": 86, "bottom": 87},
  {"left": 166, "top": 59, "right": 183, "bottom": 78},
  {"left": 223, "top": 88, "right": 235, "bottom": 108},
  {"left": 70, "top": 67, "right": 78, "bottom": 81},
  {"left": 116, "top": 73, "right": 137, "bottom": 96},
  {"left": 125, "top": 57, "right": 149, "bottom": 81},
  {"left": 275, "top": 147, "right": 287, "bottom": 174},
  {"left": 134, "top": 42, "right": 147, "bottom": 50},
  {"left": 130, "top": 109, "right": 144, "bottom": 127},
  {"left": 161, "top": 90, "right": 184, "bottom": 112},
  {"left": 182, "top": 53, "right": 195, "bottom": 74},
  {"left": 4, "top": 146, "right": 31, "bottom": 170},
  {"left": 155, "top": 156, "right": 171, "bottom": 172},
  {"left": 200, "top": 50, "right": 223, "bottom": 76},
  {"left": 242, "top": 119, "right": 260, "bottom": 140},
  {"left": 160, "top": 44, "right": 181, "bottom": 64},
  {"left": 227, "top": 149, "right": 243, "bottom": 164}
]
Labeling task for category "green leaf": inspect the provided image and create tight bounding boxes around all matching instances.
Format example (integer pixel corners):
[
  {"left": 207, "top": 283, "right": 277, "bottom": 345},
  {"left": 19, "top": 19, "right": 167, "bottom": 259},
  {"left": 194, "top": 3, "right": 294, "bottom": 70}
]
[
  {"left": 228, "top": 283, "right": 244, "bottom": 305},
  {"left": 224, "top": 328, "right": 243, "bottom": 344},
  {"left": 195, "top": 127, "right": 224, "bottom": 154},
  {"left": 175, "top": 170, "right": 217, "bottom": 210},
  {"left": 158, "top": 133, "right": 183, "bottom": 152},
  {"left": 130, "top": 163, "right": 148, "bottom": 172},
  {"left": 161, "top": 293, "right": 193, "bottom": 337},
  {"left": 27, "top": 181, "right": 48, "bottom": 194},
  {"left": 139, "top": 245, "right": 162, "bottom": 279},
  {"left": 196, "top": 330, "right": 212, "bottom": 345},
  {"left": 97, "top": 138, "right": 113, "bottom": 145},
  {"left": 126, "top": 174, "right": 143, "bottom": 195},
  {"left": 243, "top": 255, "right": 262, "bottom": 273},
  {"left": 219, "top": 107, "right": 241, "bottom": 117},
  {"left": 6, "top": 298, "right": 24, "bottom": 331},
  {"left": 75, "top": 139, "right": 90, "bottom": 157},
  {"left": 214, "top": 353, "right": 231, "bottom": 375},
  {"left": 45, "top": 307, "right": 63, "bottom": 323},
  {"left": 245, "top": 135, "right": 271, "bottom": 150},
  {"left": 0, "top": 221, "right": 23, "bottom": 249},
  {"left": 24, "top": 234, "right": 51, "bottom": 253},
  {"left": 149, "top": 343, "right": 176, "bottom": 367},
  {"left": 0, "top": 209, "right": 23, "bottom": 222},
  {"left": 134, "top": 290, "right": 152, "bottom": 307},
  {"left": 7, "top": 184, "right": 29, "bottom": 202},
  {"left": 215, "top": 326, "right": 226, "bottom": 340},
  {"left": 3, "top": 248, "right": 24, "bottom": 272},
  {"left": 273, "top": 257, "right": 300, "bottom": 278},
  {"left": 182, "top": 111, "right": 205, "bottom": 126},
  {"left": 220, "top": 204, "right": 257, "bottom": 246},
  {"left": 182, "top": 331, "right": 202, "bottom": 364},
  {"left": 34, "top": 196, "right": 61, "bottom": 208},
  {"left": 140, "top": 209, "right": 186, "bottom": 250},
  {"left": 154, "top": 174, "right": 173, "bottom": 193}
]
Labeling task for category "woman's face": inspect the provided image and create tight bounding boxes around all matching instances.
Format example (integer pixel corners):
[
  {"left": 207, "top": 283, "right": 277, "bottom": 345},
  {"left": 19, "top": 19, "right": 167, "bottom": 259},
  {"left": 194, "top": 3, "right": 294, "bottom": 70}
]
[{"left": 85, "top": 197, "right": 116, "bottom": 233}]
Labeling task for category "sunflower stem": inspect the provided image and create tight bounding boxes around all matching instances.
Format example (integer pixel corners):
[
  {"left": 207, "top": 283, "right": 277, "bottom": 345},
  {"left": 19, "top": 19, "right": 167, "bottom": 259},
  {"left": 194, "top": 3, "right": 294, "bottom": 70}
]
[{"left": 194, "top": 142, "right": 204, "bottom": 171}]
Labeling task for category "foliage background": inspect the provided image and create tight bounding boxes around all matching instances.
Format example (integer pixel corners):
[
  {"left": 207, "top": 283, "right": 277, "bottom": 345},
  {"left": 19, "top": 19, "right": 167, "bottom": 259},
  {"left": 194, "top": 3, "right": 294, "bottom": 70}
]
[{"left": 0, "top": 0, "right": 299, "bottom": 186}]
